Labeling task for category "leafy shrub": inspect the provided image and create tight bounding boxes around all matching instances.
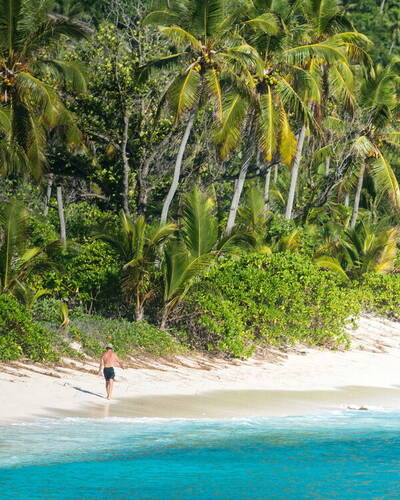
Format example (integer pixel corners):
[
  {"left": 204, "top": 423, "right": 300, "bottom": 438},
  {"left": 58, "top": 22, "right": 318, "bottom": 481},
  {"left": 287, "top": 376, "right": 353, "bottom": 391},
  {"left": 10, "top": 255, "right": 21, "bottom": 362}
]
[
  {"left": 70, "top": 314, "right": 183, "bottom": 357},
  {"left": 181, "top": 253, "right": 361, "bottom": 358},
  {"left": 359, "top": 273, "right": 400, "bottom": 319},
  {"left": 32, "top": 298, "right": 63, "bottom": 323},
  {"left": 27, "top": 214, "right": 58, "bottom": 247},
  {"left": 38, "top": 240, "right": 122, "bottom": 312},
  {"left": 0, "top": 295, "right": 58, "bottom": 362},
  {"left": 64, "top": 202, "right": 118, "bottom": 239}
]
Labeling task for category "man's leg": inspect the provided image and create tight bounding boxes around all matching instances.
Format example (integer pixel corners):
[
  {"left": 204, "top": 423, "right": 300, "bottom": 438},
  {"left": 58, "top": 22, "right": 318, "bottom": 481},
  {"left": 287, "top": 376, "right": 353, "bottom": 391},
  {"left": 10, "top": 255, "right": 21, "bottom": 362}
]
[
  {"left": 105, "top": 379, "right": 110, "bottom": 399},
  {"left": 108, "top": 379, "right": 114, "bottom": 400}
]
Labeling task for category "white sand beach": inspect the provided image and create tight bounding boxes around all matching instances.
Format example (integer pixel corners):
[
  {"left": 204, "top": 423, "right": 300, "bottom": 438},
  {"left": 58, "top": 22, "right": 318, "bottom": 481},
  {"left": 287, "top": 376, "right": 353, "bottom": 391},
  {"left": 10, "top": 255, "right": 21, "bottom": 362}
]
[{"left": 2, "top": 315, "right": 400, "bottom": 422}]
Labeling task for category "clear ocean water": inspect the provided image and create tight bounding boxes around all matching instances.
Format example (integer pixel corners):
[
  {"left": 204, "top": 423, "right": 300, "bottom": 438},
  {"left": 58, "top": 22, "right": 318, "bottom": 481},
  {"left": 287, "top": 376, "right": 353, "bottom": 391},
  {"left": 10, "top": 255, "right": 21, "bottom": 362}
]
[{"left": 1, "top": 411, "right": 400, "bottom": 499}]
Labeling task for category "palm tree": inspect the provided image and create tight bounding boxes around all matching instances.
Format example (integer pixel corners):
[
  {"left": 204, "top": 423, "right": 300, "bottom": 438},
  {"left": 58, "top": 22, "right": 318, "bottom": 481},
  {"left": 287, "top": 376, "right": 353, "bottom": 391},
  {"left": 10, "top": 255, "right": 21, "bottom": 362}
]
[
  {"left": 315, "top": 221, "right": 399, "bottom": 278},
  {"left": 217, "top": 0, "right": 369, "bottom": 232},
  {"left": 0, "top": 0, "right": 89, "bottom": 177},
  {"left": 99, "top": 211, "right": 176, "bottom": 321},
  {"left": 144, "top": 0, "right": 258, "bottom": 224},
  {"left": 349, "top": 62, "right": 400, "bottom": 228},
  {"left": 161, "top": 187, "right": 245, "bottom": 329},
  {"left": 237, "top": 182, "right": 272, "bottom": 253},
  {"left": 0, "top": 201, "right": 59, "bottom": 294},
  {"left": 282, "top": 0, "right": 371, "bottom": 220}
]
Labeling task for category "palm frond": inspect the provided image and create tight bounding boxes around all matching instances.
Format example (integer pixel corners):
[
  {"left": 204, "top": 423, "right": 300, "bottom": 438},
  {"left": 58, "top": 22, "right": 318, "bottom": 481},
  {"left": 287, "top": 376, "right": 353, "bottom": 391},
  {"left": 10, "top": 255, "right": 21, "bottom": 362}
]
[
  {"left": 205, "top": 69, "right": 223, "bottom": 121},
  {"left": 38, "top": 60, "right": 87, "bottom": 93},
  {"left": 279, "top": 103, "right": 297, "bottom": 164},
  {"left": 314, "top": 255, "right": 349, "bottom": 281},
  {"left": 168, "top": 67, "right": 201, "bottom": 121},
  {"left": 259, "top": 86, "right": 277, "bottom": 162},
  {"left": 181, "top": 187, "right": 218, "bottom": 257},
  {"left": 370, "top": 151, "right": 400, "bottom": 209},
  {"left": 214, "top": 92, "right": 248, "bottom": 159},
  {"left": 245, "top": 12, "right": 280, "bottom": 35},
  {"left": 192, "top": 0, "right": 224, "bottom": 38},
  {"left": 159, "top": 26, "right": 201, "bottom": 50}
]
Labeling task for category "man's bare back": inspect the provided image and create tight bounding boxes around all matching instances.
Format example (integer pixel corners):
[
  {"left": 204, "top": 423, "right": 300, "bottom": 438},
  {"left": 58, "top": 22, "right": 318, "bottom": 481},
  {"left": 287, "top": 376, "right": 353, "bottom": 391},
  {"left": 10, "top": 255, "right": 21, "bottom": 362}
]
[{"left": 102, "top": 350, "right": 119, "bottom": 368}]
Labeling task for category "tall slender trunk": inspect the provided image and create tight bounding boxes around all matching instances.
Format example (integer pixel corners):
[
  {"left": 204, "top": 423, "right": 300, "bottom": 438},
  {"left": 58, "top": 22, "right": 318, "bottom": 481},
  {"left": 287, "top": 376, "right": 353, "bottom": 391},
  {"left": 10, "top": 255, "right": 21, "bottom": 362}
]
[
  {"left": 380, "top": 0, "right": 386, "bottom": 13},
  {"left": 137, "top": 169, "right": 149, "bottom": 217},
  {"left": 56, "top": 185, "right": 67, "bottom": 246},
  {"left": 43, "top": 174, "right": 53, "bottom": 216},
  {"left": 121, "top": 109, "right": 131, "bottom": 215},
  {"left": 273, "top": 164, "right": 278, "bottom": 183},
  {"left": 285, "top": 124, "right": 306, "bottom": 220},
  {"left": 325, "top": 157, "right": 330, "bottom": 177},
  {"left": 264, "top": 167, "right": 271, "bottom": 210},
  {"left": 160, "top": 111, "right": 195, "bottom": 225},
  {"left": 389, "top": 39, "right": 395, "bottom": 55},
  {"left": 344, "top": 192, "right": 350, "bottom": 207},
  {"left": 350, "top": 163, "right": 366, "bottom": 229},
  {"left": 225, "top": 148, "right": 254, "bottom": 235}
]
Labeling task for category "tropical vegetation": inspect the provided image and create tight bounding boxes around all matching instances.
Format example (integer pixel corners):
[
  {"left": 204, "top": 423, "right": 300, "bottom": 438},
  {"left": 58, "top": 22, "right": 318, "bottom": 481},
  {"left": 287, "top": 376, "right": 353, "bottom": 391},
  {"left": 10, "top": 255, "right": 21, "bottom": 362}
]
[{"left": 1, "top": 0, "right": 400, "bottom": 362}]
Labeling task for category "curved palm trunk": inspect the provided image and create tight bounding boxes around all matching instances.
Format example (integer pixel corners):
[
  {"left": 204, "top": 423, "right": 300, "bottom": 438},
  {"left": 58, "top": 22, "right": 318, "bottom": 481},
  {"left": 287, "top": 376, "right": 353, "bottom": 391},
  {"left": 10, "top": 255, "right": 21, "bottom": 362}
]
[
  {"left": 225, "top": 149, "right": 254, "bottom": 235},
  {"left": 285, "top": 124, "right": 306, "bottom": 220},
  {"left": 121, "top": 109, "right": 131, "bottom": 215},
  {"left": 351, "top": 163, "right": 366, "bottom": 229},
  {"left": 56, "top": 184, "right": 67, "bottom": 246},
  {"left": 160, "top": 111, "right": 195, "bottom": 225}
]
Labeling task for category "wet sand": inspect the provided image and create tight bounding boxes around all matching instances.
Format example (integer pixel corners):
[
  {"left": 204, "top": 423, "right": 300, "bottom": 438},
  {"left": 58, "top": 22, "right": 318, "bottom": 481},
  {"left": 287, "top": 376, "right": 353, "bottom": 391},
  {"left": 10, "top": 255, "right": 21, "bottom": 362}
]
[{"left": 53, "top": 386, "right": 400, "bottom": 420}]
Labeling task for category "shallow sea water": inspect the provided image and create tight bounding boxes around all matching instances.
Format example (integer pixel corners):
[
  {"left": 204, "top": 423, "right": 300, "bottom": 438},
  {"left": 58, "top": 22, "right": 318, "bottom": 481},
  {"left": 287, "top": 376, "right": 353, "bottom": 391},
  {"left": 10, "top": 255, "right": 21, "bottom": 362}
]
[{"left": 1, "top": 411, "right": 400, "bottom": 499}]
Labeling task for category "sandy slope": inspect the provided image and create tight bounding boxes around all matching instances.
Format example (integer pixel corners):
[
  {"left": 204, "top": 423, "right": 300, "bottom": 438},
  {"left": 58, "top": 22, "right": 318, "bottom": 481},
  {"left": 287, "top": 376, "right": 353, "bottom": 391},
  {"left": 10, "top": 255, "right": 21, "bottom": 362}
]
[{"left": 2, "top": 315, "right": 400, "bottom": 422}]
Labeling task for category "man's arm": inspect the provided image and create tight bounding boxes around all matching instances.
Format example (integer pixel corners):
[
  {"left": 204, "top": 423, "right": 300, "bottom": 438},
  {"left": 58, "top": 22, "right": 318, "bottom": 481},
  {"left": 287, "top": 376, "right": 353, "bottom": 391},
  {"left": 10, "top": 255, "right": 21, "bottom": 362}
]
[{"left": 98, "top": 355, "right": 104, "bottom": 375}]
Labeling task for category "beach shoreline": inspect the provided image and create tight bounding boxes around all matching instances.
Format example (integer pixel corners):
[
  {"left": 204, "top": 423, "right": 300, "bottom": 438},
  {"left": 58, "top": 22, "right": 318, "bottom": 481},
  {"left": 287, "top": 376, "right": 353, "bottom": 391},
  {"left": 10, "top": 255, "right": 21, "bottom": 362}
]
[{"left": 2, "top": 315, "right": 400, "bottom": 423}]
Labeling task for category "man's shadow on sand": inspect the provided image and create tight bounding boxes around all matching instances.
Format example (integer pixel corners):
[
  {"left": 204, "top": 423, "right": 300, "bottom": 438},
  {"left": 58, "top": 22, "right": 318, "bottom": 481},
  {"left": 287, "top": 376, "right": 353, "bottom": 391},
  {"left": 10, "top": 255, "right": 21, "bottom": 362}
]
[{"left": 73, "top": 386, "right": 104, "bottom": 399}]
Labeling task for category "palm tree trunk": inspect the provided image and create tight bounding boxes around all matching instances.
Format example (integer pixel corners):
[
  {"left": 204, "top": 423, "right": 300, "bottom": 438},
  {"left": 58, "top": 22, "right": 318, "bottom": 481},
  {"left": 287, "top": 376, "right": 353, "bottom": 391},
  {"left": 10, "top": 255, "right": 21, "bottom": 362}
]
[
  {"left": 325, "top": 157, "right": 330, "bottom": 177},
  {"left": 264, "top": 167, "right": 271, "bottom": 210},
  {"left": 285, "top": 124, "right": 306, "bottom": 220},
  {"left": 160, "top": 111, "right": 195, "bottom": 225},
  {"left": 351, "top": 163, "right": 366, "bottom": 229},
  {"left": 56, "top": 185, "right": 67, "bottom": 246},
  {"left": 121, "top": 109, "right": 131, "bottom": 215},
  {"left": 274, "top": 164, "right": 278, "bottom": 183},
  {"left": 225, "top": 149, "right": 254, "bottom": 235},
  {"left": 380, "top": 0, "right": 386, "bottom": 13},
  {"left": 43, "top": 174, "right": 53, "bottom": 216},
  {"left": 135, "top": 304, "right": 144, "bottom": 321}
]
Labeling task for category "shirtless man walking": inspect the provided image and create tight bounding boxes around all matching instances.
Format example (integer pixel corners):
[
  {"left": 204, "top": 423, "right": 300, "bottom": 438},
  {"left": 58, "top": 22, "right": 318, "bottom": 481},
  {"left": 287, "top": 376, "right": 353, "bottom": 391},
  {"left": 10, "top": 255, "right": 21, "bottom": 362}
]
[{"left": 98, "top": 344, "right": 124, "bottom": 400}]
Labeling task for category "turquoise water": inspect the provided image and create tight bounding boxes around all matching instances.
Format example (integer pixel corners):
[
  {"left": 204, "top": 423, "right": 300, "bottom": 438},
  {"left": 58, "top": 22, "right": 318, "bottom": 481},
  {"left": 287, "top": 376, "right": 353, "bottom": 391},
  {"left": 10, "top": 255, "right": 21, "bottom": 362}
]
[{"left": 1, "top": 412, "right": 400, "bottom": 499}]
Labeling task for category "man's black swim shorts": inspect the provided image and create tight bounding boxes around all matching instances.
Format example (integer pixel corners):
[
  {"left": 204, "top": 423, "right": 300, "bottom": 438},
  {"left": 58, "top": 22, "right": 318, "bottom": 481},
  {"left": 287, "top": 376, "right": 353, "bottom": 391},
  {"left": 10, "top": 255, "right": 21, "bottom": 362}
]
[{"left": 103, "top": 367, "right": 115, "bottom": 380}]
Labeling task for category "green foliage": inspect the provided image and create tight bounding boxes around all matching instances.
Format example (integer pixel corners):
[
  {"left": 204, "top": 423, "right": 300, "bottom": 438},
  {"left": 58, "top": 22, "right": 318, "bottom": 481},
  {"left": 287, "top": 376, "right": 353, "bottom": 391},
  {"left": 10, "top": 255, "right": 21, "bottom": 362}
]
[
  {"left": 64, "top": 202, "right": 118, "bottom": 239},
  {"left": 70, "top": 315, "right": 183, "bottom": 357},
  {"left": 0, "top": 201, "right": 59, "bottom": 294},
  {"left": 0, "top": 294, "right": 58, "bottom": 362},
  {"left": 27, "top": 214, "right": 59, "bottom": 247},
  {"left": 0, "top": 0, "right": 89, "bottom": 177},
  {"left": 39, "top": 240, "right": 122, "bottom": 311},
  {"left": 182, "top": 253, "right": 361, "bottom": 358},
  {"left": 359, "top": 273, "right": 400, "bottom": 319}
]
